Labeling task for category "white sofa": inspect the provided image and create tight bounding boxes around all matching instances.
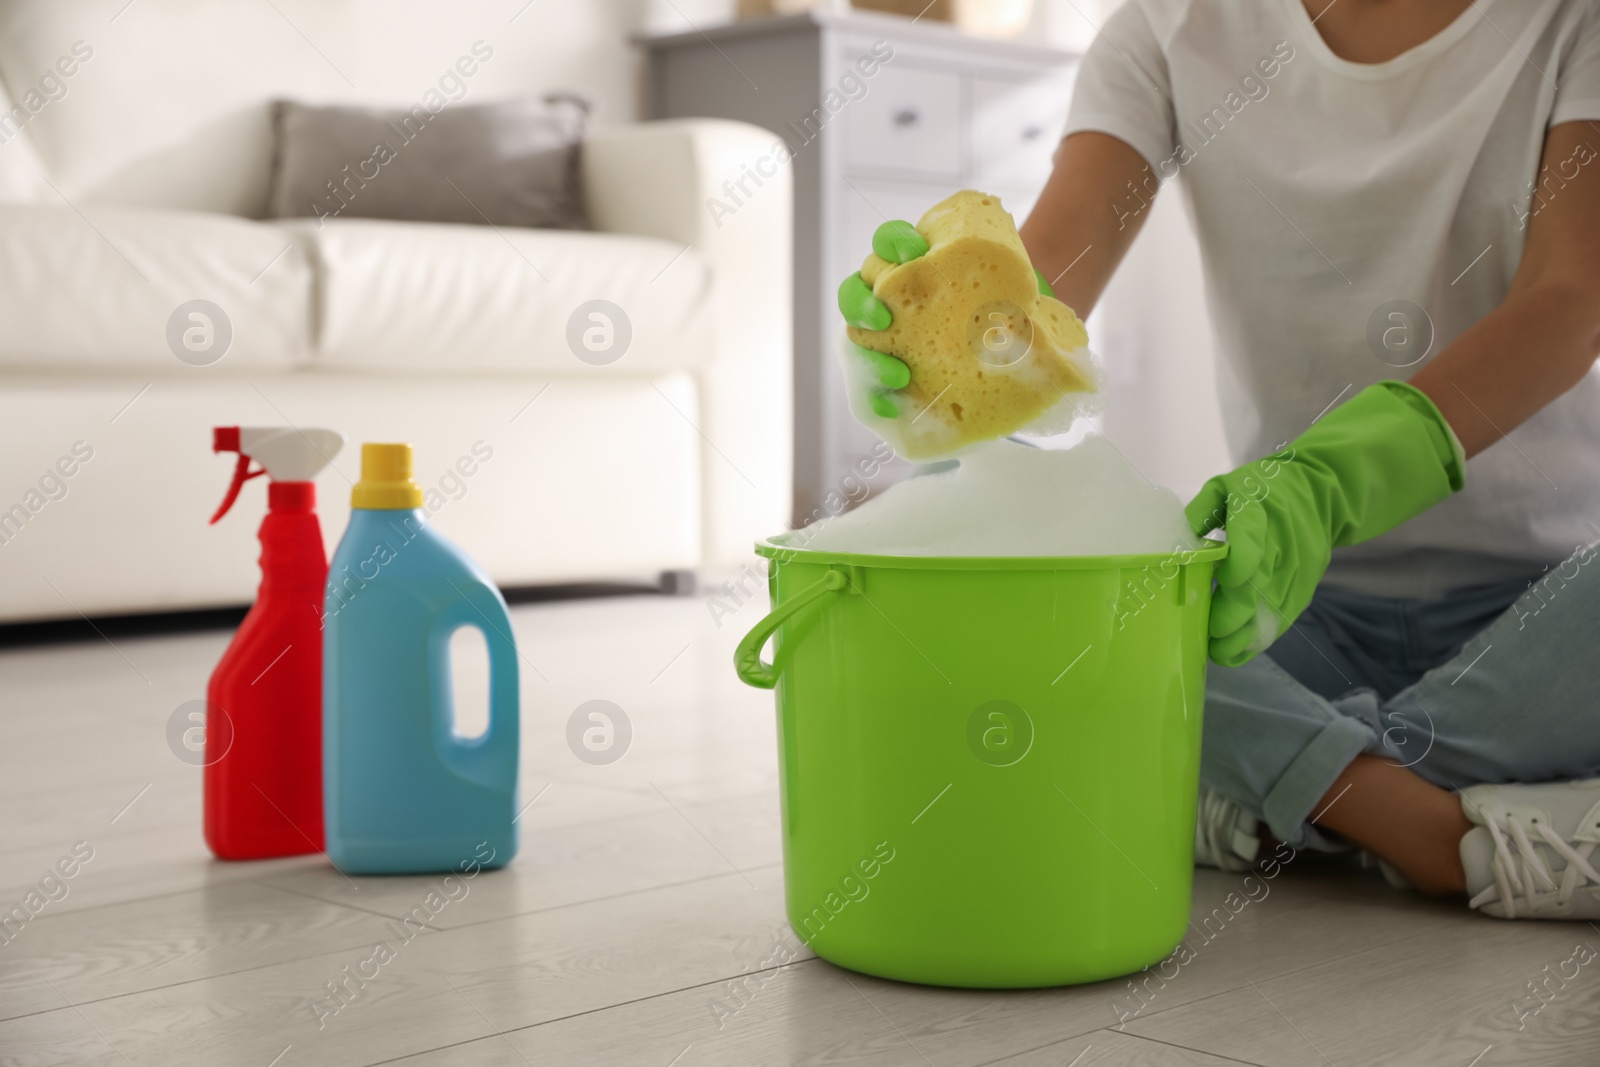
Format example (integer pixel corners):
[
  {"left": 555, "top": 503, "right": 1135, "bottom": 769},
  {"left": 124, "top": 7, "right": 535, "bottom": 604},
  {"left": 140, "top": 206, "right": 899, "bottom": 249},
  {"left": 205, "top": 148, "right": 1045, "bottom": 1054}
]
[{"left": 0, "top": 0, "right": 792, "bottom": 623}]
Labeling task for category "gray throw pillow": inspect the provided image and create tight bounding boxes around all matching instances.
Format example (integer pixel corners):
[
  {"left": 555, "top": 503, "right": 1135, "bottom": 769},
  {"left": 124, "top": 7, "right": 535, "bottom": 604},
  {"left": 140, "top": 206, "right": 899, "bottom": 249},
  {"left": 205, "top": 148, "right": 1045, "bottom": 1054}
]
[{"left": 267, "top": 94, "right": 590, "bottom": 229}]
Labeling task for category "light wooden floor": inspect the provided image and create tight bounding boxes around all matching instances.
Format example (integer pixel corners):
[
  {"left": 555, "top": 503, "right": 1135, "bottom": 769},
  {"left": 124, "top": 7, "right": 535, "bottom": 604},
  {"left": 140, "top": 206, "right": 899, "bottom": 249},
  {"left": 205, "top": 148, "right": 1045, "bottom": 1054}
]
[{"left": 1, "top": 593, "right": 1595, "bottom": 1066}]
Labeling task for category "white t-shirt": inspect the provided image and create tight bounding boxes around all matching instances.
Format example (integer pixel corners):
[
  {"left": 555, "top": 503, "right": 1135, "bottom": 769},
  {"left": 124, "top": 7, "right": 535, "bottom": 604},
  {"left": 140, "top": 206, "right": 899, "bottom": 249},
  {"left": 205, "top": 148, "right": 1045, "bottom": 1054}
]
[{"left": 1065, "top": 0, "right": 1600, "bottom": 598}]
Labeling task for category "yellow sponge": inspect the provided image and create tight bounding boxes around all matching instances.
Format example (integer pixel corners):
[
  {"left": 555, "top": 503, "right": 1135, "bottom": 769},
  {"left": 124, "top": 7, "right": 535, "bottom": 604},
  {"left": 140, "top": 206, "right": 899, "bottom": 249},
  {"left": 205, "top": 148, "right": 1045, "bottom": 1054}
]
[{"left": 847, "top": 190, "right": 1095, "bottom": 459}]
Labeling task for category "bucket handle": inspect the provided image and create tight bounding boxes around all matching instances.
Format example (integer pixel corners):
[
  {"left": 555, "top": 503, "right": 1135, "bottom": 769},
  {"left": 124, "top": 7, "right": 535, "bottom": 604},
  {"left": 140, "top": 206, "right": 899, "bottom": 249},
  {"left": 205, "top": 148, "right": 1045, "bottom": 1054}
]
[{"left": 734, "top": 569, "right": 848, "bottom": 689}]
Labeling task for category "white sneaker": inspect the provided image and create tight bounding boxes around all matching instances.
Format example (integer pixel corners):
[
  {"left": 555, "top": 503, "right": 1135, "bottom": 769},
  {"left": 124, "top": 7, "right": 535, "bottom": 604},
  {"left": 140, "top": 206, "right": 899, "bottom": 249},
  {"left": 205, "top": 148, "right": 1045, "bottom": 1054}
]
[
  {"left": 1195, "top": 789, "right": 1261, "bottom": 872},
  {"left": 1458, "top": 778, "right": 1600, "bottom": 919}
]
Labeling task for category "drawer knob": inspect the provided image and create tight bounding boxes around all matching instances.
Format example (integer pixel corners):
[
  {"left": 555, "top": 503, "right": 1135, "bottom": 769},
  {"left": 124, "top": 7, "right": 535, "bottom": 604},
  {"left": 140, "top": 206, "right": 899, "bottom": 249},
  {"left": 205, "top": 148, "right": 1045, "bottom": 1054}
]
[
  {"left": 1021, "top": 124, "right": 1044, "bottom": 141},
  {"left": 892, "top": 107, "right": 920, "bottom": 128}
]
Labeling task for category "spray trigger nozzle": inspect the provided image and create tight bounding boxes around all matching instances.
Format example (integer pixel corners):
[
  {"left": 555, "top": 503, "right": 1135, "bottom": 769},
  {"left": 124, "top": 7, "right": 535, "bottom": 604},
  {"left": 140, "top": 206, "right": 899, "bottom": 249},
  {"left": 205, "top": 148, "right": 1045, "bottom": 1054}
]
[
  {"left": 210, "top": 425, "right": 344, "bottom": 524},
  {"left": 212, "top": 453, "right": 268, "bottom": 524}
]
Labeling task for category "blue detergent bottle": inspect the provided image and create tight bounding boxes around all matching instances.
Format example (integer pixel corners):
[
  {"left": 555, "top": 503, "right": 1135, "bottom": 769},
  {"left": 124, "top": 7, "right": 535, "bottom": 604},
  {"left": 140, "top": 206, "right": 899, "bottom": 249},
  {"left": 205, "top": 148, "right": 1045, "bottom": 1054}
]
[{"left": 323, "top": 442, "right": 519, "bottom": 874}]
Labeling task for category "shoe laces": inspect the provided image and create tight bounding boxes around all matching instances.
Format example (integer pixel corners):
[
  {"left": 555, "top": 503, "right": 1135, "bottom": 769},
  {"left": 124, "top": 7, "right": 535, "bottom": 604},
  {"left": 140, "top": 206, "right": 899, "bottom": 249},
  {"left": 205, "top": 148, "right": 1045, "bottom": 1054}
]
[{"left": 1473, "top": 811, "right": 1600, "bottom": 919}]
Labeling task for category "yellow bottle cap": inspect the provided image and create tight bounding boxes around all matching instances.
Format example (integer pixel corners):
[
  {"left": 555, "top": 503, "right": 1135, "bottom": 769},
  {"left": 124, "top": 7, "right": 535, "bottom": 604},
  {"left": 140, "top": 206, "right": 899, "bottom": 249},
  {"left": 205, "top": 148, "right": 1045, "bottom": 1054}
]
[{"left": 351, "top": 443, "right": 424, "bottom": 509}]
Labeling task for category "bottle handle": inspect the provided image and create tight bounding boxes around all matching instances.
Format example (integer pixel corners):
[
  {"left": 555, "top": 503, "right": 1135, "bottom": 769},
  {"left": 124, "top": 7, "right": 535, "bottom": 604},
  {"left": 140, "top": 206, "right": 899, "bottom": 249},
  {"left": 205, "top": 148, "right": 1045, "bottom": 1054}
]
[
  {"left": 479, "top": 593, "right": 520, "bottom": 756},
  {"left": 434, "top": 579, "right": 520, "bottom": 784}
]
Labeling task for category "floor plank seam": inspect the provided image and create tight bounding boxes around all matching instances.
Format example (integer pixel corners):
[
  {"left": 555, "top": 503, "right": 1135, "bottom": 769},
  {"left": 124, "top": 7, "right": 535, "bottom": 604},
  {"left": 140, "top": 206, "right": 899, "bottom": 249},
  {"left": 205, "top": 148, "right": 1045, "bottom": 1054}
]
[
  {"left": 0, "top": 791, "right": 784, "bottom": 927},
  {"left": 0, "top": 876, "right": 1471, "bottom": 1031},
  {"left": 359, "top": 957, "right": 831, "bottom": 1067},
  {"left": 1102, "top": 981, "right": 1254, "bottom": 1029},
  {"left": 0, "top": 916, "right": 450, "bottom": 1027},
  {"left": 537, "top": 772, "right": 777, "bottom": 802},
  {"left": 405, "top": 861, "right": 788, "bottom": 935},
  {"left": 1107, "top": 904, "right": 1479, "bottom": 1032},
  {"left": 514, "top": 782, "right": 782, "bottom": 836},
  {"left": 358, "top": 963, "right": 1271, "bottom": 1067},
  {"left": 0, "top": 864, "right": 794, "bottom": 1027},
  {"left": 231, "top": 860, "right": 786, "bottom": 936},
  {"left": 0, "top": 865, "right": 328, "bottom": 926},
  {"left": 896, "top": 1017, "right": 1107, "bottom": 1062},
  {"left": 515, "top": 773, "right": 779, "bottom": 822},
  {"left": 250, "top": 878, "right": 456, "bottom": 928},
  {"left": 1107, "top": 1028, "right": 1275, "bottom": 1067},
  {"left": 949, "top": 982, "right": 1255, "bottom": 1067}
]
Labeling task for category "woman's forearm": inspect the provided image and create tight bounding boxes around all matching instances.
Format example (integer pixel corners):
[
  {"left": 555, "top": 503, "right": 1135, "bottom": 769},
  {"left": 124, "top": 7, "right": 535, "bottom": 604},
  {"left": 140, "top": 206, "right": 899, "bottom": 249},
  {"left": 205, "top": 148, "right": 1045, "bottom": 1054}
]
[
  {"left": 1019, "top": 131, "right": 1158, "bottom": 317},
  {"left": 1410, "top": 121, "right": 1600, "bottom": 459},
  {"left": 1412, "top": 278, "right": 1600, "bottom": 459}
]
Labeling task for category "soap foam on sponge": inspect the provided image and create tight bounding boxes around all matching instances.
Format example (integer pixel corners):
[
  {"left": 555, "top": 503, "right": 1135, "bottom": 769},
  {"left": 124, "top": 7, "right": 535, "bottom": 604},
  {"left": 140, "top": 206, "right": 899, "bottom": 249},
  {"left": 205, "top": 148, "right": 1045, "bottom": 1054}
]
[
  {"left": 799, "top": 438, "right": 1201, "bottom": 558},
  {"left": 845, "top": 190, "right": 1098, "bottom": 460}
]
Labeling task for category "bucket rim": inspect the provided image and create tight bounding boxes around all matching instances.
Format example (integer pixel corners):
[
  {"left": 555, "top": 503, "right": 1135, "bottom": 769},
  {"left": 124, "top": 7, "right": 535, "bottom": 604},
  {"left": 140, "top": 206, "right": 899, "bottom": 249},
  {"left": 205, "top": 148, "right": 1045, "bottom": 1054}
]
[{"left": 754, "top": 534, "right": 1227, "bottom": 571}]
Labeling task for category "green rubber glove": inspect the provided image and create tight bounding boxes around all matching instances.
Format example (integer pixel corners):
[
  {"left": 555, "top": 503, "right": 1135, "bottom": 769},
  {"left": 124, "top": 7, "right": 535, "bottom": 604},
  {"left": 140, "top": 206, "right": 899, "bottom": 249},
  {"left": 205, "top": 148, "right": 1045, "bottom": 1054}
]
[
  {"left": 837, "top": 225, "right": 1055, "bottom": 418},
  {"left": 838, "top": 220, "right": 924, "bottom": 418},
  {"left": 1186, "top": 381, "right": 1466, "bottom": 667}
]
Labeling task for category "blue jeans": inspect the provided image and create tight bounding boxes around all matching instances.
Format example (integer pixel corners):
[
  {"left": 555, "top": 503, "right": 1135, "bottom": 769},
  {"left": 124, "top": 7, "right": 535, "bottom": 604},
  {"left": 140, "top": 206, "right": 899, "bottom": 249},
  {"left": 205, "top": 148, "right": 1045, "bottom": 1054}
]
[{"left": 1200, "top": 558, "right": 1600, "bottom": 850}]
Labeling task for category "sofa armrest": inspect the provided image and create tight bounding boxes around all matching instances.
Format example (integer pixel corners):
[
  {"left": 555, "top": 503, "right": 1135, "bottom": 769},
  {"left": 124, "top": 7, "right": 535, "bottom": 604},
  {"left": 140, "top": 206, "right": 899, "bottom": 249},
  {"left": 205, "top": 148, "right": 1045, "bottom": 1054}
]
[{"left": 583, "top": 119, "right": 792, "bottom": 567}]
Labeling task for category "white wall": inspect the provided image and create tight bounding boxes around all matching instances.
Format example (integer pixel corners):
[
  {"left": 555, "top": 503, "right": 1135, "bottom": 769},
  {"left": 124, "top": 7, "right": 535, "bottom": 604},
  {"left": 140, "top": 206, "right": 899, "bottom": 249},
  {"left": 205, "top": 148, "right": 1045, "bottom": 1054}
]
[{"left": 0, "top": 0, "right": 661, "bottom": 212}]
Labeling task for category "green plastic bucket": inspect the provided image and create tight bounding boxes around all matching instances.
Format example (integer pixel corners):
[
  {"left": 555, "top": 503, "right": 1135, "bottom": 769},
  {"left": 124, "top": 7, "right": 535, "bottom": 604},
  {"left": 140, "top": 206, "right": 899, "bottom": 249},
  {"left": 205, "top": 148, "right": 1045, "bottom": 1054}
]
[{"left": 734, "top": 534, "right": 1226, "bottom": 988}]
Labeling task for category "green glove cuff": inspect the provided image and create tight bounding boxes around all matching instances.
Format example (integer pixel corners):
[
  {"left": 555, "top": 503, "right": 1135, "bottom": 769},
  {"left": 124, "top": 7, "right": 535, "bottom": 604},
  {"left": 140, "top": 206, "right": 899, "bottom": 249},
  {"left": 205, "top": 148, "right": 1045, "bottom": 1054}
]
[
  {"left": 1376, "top": 380, "right": 1466, "bottom": 493},
  {"left": 1304, "top": 380, "right": 1466, "bottom": 549}
]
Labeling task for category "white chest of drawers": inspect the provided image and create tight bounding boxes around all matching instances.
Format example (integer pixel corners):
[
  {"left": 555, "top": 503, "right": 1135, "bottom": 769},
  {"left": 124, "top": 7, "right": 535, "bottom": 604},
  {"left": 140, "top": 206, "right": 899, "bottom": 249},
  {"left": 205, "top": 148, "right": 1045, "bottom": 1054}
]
[{"left": 643, "top": 11, "right": 1078, "bottom": 522}]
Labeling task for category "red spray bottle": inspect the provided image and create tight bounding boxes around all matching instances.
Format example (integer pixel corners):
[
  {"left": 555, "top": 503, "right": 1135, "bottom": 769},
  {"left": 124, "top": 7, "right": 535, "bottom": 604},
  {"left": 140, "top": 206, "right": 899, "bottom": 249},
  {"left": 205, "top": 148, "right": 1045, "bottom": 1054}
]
[{"left": 205, "top": 426, "right": 343, "bottom": 859}]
